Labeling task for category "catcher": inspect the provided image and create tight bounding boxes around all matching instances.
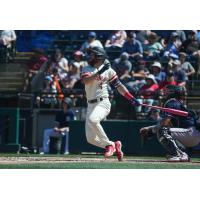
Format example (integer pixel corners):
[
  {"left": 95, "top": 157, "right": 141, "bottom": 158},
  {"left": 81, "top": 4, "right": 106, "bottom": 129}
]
[{"left": 140, "top": 85, "right": 200, "bottom": 162}]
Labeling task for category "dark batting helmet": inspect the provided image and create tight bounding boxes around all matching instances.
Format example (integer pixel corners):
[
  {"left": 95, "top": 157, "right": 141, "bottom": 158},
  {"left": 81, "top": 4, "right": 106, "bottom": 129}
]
[{"left": 88, "top": 46, "right": 108, "bottom": 60}]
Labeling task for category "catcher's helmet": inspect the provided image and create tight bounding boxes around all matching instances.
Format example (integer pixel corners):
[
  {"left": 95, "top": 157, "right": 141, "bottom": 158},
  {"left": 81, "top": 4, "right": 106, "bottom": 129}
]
[
  {"left": 89, "top": 46, "right": 108, "bottom": 60},
  {"left": 165, "top": 85, "right": 186, "bottom": 100}
]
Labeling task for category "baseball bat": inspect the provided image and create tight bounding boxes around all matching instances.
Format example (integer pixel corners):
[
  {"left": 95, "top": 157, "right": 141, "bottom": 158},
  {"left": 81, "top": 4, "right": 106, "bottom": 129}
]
[{"left": 140, "top": 103, "right": 188, "bottom": 117}]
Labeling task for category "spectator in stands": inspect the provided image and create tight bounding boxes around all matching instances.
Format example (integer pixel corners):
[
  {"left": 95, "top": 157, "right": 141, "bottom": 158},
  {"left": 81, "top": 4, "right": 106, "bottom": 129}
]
[
  {"left": 176, "top": 30, "right": 186, "bottom": 43},
  {"left": 172, "top": 59, "right": 187, "bottom": 86},
  {"left": 135, "top": 74, "right": 159, "bottom": 113},
  {"left": 0, "top": 30, "right": 17, "bottom": 48},
  {"left": 112, "top": 52, "right": 132, "bottom": 78},
  {"left": 63, "top": 62, "right": 80, "bottom": 89},
  {"left": 28, "top": 49, "right": 48, "bottom": 79},
  {"left": 49, "top": 49, "right": 69, "bottom": 80},
  {"left": 135, "top": 30, "right": 151, "bottom": 45},
  {"left": 36, "top": 75, "right": 58, "bottom": 108},
  {"left": 51, "top": 68, "right": 64, "bottom": 105},
  {"left": 158, "top": 71, "right": 177, "bottom": 98},
  {"left": 131, "top": 60, "right": 149, "bottom": 75},
  {"left": 159, "top": 71, "right": 177, "bottom": 90},
  {"left": 72, "top": 50, "right": 88, "bottom": 70},
  {"left": 126, "top": 69, "right": 146, "bottom": 95},
  {"left": 164, "top": 32, "right": 182, "bottom": 59},
  {"left": 105, "top": 30, "right": 127, "bottom": 50},
  {"left": 40, "top": 97, "right": 75, "bottom": 155},
  {"left": 181, "top": 30, "right": 200, "bottom": 74},
  {"left": 80, "top": 31, "right": 103, "bottom": 54},
  {"left": 121, "top": 32, "right": 143, "bottom": 62},
  {"left": 150, "top": 61, "right": 166, "bottom": 83},
  {"left": 179, "top": 52, "right": 196, "bottom": 80},
  {"left": 143, "top": 32, "right": 163, "bottom": 60},
  {"left": 0, "top": 30, "right": 17, "bottom": 61}
]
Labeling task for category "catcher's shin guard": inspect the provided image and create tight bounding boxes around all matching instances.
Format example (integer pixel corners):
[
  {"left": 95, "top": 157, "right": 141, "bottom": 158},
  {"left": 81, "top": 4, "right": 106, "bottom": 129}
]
[{"left": 157, "top": 127, "right": 181, "bottom": 156}]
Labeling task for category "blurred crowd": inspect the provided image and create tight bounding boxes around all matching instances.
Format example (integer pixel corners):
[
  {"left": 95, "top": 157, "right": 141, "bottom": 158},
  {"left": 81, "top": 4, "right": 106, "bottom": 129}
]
[{"left": 25, "top": 30, "right": 200, "bottom": 117}]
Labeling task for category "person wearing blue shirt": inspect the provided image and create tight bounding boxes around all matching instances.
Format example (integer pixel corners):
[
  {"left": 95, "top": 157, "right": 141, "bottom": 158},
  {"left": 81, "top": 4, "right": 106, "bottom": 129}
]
[
  {"left": 172, "top": 59, "right": 187, "bottom": 86},
  {"left": 41, "top": 97, "right": 75, "bottom": 154},
  {"left": 122, "top": 32, "right": 143, "bottom": 62}
]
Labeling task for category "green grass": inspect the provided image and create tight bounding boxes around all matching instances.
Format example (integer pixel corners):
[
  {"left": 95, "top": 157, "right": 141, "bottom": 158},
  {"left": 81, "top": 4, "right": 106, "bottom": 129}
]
[
  {"left": 0, "top": 154, "right": 200, "bottom": 169},
  {"left": 1, "top": 162, "right": 200, "bottom": 169}
]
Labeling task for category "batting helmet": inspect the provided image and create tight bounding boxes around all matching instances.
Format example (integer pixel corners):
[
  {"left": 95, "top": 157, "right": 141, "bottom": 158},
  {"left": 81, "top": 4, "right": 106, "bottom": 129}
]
[{"left": 88, "top": 46, "right": 108, "bottom": 60}]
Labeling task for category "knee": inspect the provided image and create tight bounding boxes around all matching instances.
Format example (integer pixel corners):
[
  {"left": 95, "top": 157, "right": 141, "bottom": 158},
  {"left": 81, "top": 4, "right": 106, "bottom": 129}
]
[
  {"left": 88, "top": 116, "right": 99, "bottom": 125},
  {"left": 157, "top": 127, "right": 170, "bottom": 141}
]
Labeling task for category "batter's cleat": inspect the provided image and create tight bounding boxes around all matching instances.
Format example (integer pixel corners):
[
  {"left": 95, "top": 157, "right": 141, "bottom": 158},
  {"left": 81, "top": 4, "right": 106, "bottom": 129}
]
[
  {"left": 104, "top": 145, "right": 116, "bottom": 158},
  {"left": 115, "top": 141, "right": 123, "bottom": 162}
]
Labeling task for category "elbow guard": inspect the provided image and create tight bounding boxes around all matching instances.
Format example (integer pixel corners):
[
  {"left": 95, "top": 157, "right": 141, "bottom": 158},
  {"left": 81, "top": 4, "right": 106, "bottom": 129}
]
[{"left": 110, "top": 77, "right": 122, "bottom": 88}]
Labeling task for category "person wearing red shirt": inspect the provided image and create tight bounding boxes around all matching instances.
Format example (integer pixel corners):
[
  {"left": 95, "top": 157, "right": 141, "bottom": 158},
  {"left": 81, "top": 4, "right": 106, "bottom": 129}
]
[
  {"left": 159, "top": 72, "right": 177, "bottom": 90},
  {"left": 28, "top": 49, "right": 48, "bottom": 78},
  {"left": 158, "top": 71, "right": 177, "bottom": 99},
  {"left": 135, "top": 74, "right": 159, "bottom": 113}
]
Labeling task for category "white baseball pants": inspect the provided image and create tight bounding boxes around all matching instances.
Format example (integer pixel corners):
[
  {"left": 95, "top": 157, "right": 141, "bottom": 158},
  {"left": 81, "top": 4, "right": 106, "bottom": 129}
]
[
  {"left": 85, "top": 98, "right": 114, "bottom": 149},
  {"left": 42, "top": 128, "right": 69, "bottom": 153}
]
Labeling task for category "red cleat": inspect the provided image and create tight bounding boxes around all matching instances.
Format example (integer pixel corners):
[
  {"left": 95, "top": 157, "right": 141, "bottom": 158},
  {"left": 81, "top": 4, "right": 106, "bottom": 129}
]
[
  {"left": 115, "top": 141, "right": 123, "bottom": 162},
  {"left": 104, "top": 145, "right": 116, "bottom": 158}
]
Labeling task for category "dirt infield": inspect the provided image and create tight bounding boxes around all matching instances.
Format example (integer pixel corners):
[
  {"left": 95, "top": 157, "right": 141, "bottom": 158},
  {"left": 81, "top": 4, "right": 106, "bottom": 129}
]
[{"left": 0, "top": 156, "right": 200, "bottom": 165}]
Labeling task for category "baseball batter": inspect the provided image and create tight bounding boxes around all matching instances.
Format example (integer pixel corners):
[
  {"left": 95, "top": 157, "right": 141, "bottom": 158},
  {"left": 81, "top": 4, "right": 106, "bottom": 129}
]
[
  {"left": 81, "top": 46, "right": 139, "bottom": 161},
  {"left": 140, "top": 85, "right": 200, "bottom": 162}
]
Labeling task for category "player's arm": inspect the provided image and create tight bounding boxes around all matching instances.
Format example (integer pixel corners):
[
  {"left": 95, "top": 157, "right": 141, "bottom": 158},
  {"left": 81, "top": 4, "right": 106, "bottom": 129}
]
[
  {"left": 109, "top": 73, "right": 140, "bottom": 105},
  {"left": 53, "top": 121, "right": 60, "bottom": 132},
  {"left": 54, "top": 122, "right": 69, "bottom": 132},
  {"left": 81, "top": 72, "right": 99, "bottom": 84},
  {"left": 140, "top": 117, "right": 171, "bottom": 137},
  {"left": 59, "top": 127, "right": 69, "bottom": 132},
  {"left": 82, "top": 63, "right": 110, "bottom": 84}
]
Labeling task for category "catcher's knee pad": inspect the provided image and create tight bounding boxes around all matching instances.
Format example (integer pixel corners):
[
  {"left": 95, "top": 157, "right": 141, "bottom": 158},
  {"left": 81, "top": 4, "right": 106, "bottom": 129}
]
[
  {"left": 157, "top": 127, "right": 180, "bottom": 155},
  {"left": 158, "top": 127, "right": 171, "bottom": 141}
]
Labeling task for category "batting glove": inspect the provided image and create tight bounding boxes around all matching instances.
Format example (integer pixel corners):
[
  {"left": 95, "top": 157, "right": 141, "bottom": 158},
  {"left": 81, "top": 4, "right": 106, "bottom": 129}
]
[{"left": 131, "top": 97, "right": 140, "bottom": 106}]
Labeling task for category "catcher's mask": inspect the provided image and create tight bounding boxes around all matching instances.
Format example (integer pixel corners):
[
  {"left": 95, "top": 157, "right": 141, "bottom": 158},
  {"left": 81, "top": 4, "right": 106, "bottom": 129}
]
[
  {"left": 87, "top": 46, "right": 108, "bottom": 65},
  {"left": 163, "top": 85, "right": 186, "bottom": 100}
]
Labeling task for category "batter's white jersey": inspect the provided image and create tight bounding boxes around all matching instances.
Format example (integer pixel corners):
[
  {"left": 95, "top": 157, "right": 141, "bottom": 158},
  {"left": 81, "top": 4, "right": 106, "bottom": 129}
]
[{"left": 81, "top": 61, "right": 117, "bottom": 101}]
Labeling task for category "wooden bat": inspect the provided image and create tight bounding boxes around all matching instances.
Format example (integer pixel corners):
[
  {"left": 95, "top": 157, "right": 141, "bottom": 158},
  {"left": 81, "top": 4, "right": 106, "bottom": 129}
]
[{"left": 140, "top": 103, "right": 188, "bottom": 117}]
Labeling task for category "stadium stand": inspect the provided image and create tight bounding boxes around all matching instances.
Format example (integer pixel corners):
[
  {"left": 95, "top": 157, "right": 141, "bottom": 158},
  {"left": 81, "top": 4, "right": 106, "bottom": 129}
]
[{"left": 0, "top": 30, "right": 200, "bottom": 120}]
